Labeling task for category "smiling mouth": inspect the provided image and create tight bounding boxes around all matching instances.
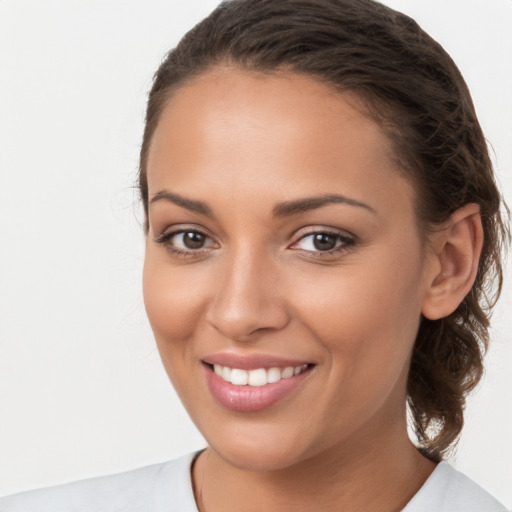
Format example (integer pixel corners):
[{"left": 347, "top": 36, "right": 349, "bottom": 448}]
[
  {"left": 207, "top": 363, "right": 311, "bottom": 386},
  {"left": 201, "top": 354, "right": 316, "bottom": 413}
]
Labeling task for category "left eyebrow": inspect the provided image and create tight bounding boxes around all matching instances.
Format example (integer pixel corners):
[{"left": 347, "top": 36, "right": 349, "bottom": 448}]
[{"left": 272, "top": 193, "right": 377, "bottom": 217}]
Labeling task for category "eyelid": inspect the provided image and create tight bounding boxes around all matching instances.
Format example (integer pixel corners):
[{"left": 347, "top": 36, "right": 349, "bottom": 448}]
[
  {"left": 155, "top": 225, "right": 210, "bottom": 243},
  {"left": 154, "top": 224, "right": 355, "bottom": 258},
  {"left": 288, "top": 226, "right": 356, "bottom": 254},
  {"left": 291, "top": 225, "right": 356, "bottom": 242},
  {"left": 154, "top": 225, "right": 219, "bottom": 256}
]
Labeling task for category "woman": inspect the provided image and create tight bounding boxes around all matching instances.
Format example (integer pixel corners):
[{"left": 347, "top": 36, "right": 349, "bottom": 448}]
[{"left": 0, "top": 0, "right": 508, "bottom": 510}]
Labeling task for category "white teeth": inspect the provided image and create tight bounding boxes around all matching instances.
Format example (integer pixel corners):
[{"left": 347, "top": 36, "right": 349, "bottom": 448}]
[
  {"left": 248, "top": 368, "right": 267, "bottom": 386},
  {"left": 230, "top": 369, "right": 248, "bottom": 385},
  {"left": 267, "top": 367, "right": 282, "bottom": 383},
  {"left": 222, "top": 366, "right": 232, "bottom": 382},
  {"left": 282, "top": 366, "right": 294, "bottom": 379},
  {"left": 211, "top": 363, "right": 309, "bottom": 386}
]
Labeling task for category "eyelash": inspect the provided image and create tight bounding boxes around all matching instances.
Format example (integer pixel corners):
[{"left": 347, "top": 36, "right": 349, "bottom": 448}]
[
  {"left": 291, "top": 229, "right": 356, "bottom": 257},
  {"left": 154, "top": 228, "right": 215, "bottom": 258},
  {"left": 154, "top": 227, "right": 356, "bottom": 258}
]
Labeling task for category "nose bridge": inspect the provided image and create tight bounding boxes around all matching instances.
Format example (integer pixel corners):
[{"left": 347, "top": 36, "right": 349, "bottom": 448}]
[{"left": 206, "top": 242, "right": 288, "bottom": 341}]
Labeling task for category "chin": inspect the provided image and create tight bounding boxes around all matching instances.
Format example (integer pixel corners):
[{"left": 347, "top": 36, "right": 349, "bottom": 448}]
[
  {"left": 195, "top": 413, "right": 325, "bottom": 472},
  {"left": 210, "top": 437, "right": 308, "bottom": 472}
]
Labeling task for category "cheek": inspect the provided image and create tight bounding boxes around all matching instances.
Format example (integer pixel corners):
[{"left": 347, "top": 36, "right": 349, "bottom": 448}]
[
  {"left": 288, "top": 258, "right": 424, "bottom": 434},
  {"left": 290, "top": 251, "right": 424, "bottom": 369},
  {"left": 142, "top": 249, "right": 206, "bottom": 344}
]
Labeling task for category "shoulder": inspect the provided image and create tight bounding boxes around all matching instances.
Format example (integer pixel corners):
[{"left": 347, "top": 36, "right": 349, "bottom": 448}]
[
  {"left": 0, "top": 452, "right": 199, "bottom": 512},
  {"left": 403, "top": 461, "right": 507, "bottom": 512}
]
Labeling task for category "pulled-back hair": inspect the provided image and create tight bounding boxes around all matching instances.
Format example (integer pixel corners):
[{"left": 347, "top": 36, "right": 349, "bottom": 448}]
[{"left": 138, "top": 0, "right": 509, "bottom": 459}]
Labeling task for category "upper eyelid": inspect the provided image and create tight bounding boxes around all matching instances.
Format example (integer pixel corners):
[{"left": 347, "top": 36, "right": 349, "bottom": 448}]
[
  {"left": 154, "top": 224, "right": 355, "bottom": 246},
  {"left": 288, "top": 227, "right": 356, "bottom": 252},
  {"left": 155, "top": 229, "right": 218, "bottom": 255},
  {"left": 154, "top": 233, "right": 208, "bottom": 253},
  {"left": 292, "top": 226, "right": 356, "bottom": 241},
  {"left": 291, "top": 232, "right": 354, "bottom": 246},
  {"left": 155, "top": 225, "right": 212, "bottom": 240}
]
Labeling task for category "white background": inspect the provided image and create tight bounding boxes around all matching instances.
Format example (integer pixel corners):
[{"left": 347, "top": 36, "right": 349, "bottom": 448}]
[{"left": 0, "top": 0, "right": 511, "bottom": 507}]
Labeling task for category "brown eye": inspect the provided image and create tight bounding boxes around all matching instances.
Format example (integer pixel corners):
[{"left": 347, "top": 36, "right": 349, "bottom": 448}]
[
  {"left": 291, "top": 230, "right": 355, "bottom": 255},
  {"left": 155, "top": 228, "right": 217, "bottom": 254},
  {"left": 182, "top": 231, "right": 206, "bottom": 249},
  {"left": 312, "top": 233, "right": 337, "bottom": 251}
]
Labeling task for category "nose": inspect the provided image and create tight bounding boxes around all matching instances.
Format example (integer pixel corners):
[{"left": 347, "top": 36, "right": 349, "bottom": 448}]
[{"left": 205, "top": 248, "right": 290, "bottom": 342}]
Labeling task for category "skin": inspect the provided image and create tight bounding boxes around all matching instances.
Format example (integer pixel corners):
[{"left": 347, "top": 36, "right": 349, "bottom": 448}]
[{"left": 142, "top": 66, "right": 482, "bottom": 511}]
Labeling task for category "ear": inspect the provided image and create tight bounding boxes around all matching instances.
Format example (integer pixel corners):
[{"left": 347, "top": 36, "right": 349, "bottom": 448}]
[{"left": 422, "top": 203, "right": 484, "bottom": 321}]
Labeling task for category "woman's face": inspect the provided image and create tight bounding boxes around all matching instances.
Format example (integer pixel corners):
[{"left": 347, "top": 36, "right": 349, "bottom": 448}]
[{"left": 143, "top": 67, "right": 436, "bottom": 470}]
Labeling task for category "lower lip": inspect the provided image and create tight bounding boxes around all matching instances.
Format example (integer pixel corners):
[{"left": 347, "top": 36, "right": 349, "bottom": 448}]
[{"left": 203, "top": 364, "right": 313, "bottom": 412}]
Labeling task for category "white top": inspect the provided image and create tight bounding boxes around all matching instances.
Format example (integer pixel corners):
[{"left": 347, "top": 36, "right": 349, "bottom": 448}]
[{"left": 0, "top": 452, "right": 506, "bottom": 511}]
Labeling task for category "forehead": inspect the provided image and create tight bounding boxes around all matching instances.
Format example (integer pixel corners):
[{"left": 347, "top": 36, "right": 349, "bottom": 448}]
[
  {"left": 149, "top": 66, "right": 391, "bottom": 167},
  {"left": 146, "top": 66, "right": 415, "bottom": 222}
]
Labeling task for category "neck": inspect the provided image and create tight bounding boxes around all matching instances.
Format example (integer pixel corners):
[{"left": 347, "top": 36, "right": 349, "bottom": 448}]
[{"left": 193, "top": 418, "right": 436, "bottom": 512}]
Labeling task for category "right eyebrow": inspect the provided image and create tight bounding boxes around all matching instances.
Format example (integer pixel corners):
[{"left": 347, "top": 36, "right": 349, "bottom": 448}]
[{"left": 149, "top": 190, "right": 214, "bottom": 217}]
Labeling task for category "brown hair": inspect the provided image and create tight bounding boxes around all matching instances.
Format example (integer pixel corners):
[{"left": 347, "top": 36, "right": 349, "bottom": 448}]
[{"left": 138, "top": 0, "right": 509, "bottom": 459}]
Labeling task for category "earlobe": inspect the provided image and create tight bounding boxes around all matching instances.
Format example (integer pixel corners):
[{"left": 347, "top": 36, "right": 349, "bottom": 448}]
[{"left": 422, "top": 204, "right": 483, "bottom": 320}]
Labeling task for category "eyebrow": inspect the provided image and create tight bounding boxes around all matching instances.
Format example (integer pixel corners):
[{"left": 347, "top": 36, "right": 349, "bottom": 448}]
[
  {"left": 149, "top": 190, "right": 376, "bottom": 218},
  {"left": 149, "top": 190, "right": 213, "bottom": 217},
  {"left": 272, "top": 193, "right": 377, "bottom": 217}
]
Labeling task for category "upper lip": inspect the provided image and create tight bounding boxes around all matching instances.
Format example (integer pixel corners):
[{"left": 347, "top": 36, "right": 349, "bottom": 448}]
[{"left": 202, "top": 352, "right": 313, "bottom": 370}]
